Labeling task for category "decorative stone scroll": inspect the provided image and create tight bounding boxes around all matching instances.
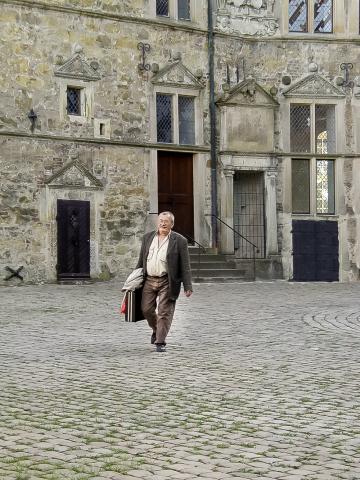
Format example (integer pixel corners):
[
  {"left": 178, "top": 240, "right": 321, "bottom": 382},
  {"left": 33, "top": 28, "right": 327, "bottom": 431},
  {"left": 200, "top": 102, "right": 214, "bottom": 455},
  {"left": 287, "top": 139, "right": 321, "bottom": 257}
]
[{"left": 216, "top": 0, "right": 278, "bottom": 36}]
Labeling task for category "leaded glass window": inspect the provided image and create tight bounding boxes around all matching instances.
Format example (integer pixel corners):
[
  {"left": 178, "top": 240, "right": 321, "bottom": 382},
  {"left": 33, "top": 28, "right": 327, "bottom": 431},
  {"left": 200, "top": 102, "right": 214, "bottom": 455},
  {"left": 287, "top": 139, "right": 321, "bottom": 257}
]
[
  {"left": 157, "top": 94, "right": 173, "bottom": 143},
  {"left": 316, "top": 160, "right": 335, "bottom": 214},
  {"left": 290, "top": 105, "right": 311, "bottom": 153},
  {"left": 292, "top": 159, "right": 310, "bottom": 214},
  {"left": 178, "top": 96, "right": 195, "bottom": 145},
  {"left": 314, "top": 0, "right": 333, "bottom": 33},
  {"left": 178, "top": 0, "right": 191, "bottom": 20},
  {"left": 156, "top": 0, "right": 169, "bottom": 16},
  {"left": 289, "top": 0, "right": 308, "bottom": 32},
  {"left": 67, "top": 87, "right": 81, "bottom": 115},
  {"left": 315, "top": 105, "right": 335, "bottom": 153}
]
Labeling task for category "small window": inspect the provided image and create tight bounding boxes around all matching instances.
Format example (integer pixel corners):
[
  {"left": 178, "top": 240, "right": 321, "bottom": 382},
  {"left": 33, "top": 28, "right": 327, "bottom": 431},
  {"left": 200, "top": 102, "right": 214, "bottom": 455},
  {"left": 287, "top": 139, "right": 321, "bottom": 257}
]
[
  {"left": 156, "top": 0, "right": 169, "bottom": 16},
  {"left": 289, "top": 0, "right": 308, "bottom": 32},
  {"left": 314, "top": 0, "right": 333, "bottom": 33},
  {"left": 315, "top": 105, "right": 335, "bottom": 154},
  {"left": 157, "top": 94, "right": 173, "bottom": 143},
  {"left": 178, "top": 0, "right": 191, "bottom": 20},
  {"left": 292, "top": 159, "right": 310, "bottom": 213},
  {"left": 178, "top": 96, "right": 195, "bottom": 144},
  {"left": 290, "top": 105, "right": 311, "bottom": 153},
  {"left": 67, "top": 87, "right": 81, "bottom": 115},
  {"left": 288, "top": 0, "right": 333, "bottom": 33},
  {"left": 316, "top": 159, "right": 335, "bottom": 214}
]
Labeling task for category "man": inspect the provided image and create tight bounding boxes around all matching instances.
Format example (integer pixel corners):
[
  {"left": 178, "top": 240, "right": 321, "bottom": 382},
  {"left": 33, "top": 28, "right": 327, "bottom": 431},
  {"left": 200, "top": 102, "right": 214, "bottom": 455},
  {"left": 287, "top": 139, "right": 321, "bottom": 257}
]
[{"left": 136, "top": 212, "right": 193, "bottom": 352}]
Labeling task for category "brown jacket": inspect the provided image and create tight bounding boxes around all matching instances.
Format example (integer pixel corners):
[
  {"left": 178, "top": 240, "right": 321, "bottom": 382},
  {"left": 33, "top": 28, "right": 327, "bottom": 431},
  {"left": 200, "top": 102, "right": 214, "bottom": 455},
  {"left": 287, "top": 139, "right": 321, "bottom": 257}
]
[{"left": 136, "top": 230, "right": 193, "bottom": 301}]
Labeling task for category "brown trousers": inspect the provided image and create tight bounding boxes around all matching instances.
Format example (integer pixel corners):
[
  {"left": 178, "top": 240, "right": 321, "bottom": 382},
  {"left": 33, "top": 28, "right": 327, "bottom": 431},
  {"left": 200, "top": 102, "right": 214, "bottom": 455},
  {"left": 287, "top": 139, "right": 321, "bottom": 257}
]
[{"left": 141, "top": 276, "right": 176, "bottom": 345}]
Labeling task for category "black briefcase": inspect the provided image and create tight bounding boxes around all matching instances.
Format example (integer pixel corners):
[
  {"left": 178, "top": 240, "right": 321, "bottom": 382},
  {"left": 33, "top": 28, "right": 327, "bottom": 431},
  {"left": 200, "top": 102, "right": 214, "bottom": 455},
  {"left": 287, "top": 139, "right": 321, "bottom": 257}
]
[{"left": 125, "top": 288, "right": 145, "bottom": 323}]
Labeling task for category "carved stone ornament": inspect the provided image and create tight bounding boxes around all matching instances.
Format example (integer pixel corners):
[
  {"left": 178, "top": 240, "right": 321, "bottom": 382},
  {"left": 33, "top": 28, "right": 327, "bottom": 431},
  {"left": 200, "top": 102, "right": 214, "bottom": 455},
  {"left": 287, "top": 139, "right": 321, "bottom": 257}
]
[
  {"left": 216, "top": 0, "right": 278, "bottom": 36},
  {"left": 217, "top": 78, "right": 279, "bottom": 107},
  {"left": 283, "top": 73, "right": 346, "bottom": 98},
  {"left": 151, "top": 60, "right": 205, "bottom": 89},
  {"left": 54, "top": 53, "right": 101, "bottom": 82},
  {"left": 45, "top": 158, "right": 103, "bottom": 189}
]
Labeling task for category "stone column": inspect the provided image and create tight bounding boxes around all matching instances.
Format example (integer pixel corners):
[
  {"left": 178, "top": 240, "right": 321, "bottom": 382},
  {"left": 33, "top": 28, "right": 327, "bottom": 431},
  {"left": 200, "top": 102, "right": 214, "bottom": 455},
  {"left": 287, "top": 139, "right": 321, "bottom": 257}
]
[
  {"left": 220, "top": 168, "right": 235, "bottom": 254},
  {"left": 264, "top": 169, "right": 278, "bottom": 256}
]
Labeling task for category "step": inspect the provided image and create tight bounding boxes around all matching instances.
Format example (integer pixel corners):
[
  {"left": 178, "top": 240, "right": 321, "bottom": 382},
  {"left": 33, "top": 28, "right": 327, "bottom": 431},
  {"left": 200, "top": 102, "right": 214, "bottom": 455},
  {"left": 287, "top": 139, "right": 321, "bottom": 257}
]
[
  {"left": 192, "top": 269, "right": 247, "bottom": 277},
  {"left": 189, "top": 254, "right": 229, "bottom": 262},
  {"left": 191, "top": 261, "right": 236, "bottom": 269},
  {"left": 193, "top": 277, "right": 252, "bottom": 283}
]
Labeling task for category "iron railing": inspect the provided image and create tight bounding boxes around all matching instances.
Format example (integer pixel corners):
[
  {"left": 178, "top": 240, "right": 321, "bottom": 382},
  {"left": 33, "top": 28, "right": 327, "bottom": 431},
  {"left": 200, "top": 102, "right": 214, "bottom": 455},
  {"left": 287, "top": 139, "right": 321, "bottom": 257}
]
[{"left": 206, "top": 214, "right": 259, "bottom": 280}]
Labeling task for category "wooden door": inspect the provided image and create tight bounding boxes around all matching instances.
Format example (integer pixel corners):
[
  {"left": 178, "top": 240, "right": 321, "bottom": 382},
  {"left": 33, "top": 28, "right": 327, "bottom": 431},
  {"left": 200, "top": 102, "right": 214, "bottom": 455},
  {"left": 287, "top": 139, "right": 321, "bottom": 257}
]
[
  {"left": 57, "top": 200, "right": 90, "bottom": 279},
  {"left": 158, "top": 151, "right": 194, "bottom": 240},
  {"left": 292, "top": 220, "right": 339, "bottom": 281}
]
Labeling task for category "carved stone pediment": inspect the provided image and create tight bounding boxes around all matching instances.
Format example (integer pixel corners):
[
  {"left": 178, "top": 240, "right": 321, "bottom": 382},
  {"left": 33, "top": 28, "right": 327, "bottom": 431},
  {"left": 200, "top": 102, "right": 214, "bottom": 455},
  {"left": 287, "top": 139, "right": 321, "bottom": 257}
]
[
  {"left": 46, "top": 159, "right": 103, "bottom": 189},
  {"left": 55, "top": 54, "right": 100, "bottom": 82},
  {"left": 283, "top": 74, "right": 345, "bottom": 98},
  {"left": 217, "top": 79, "right": 279, "bottom": 107},
  {"left": 216, "top": 0, "right": 278, "bottom": 36},
  {"left": 151, "top": 60, "right": 204, "bottom": 89}
]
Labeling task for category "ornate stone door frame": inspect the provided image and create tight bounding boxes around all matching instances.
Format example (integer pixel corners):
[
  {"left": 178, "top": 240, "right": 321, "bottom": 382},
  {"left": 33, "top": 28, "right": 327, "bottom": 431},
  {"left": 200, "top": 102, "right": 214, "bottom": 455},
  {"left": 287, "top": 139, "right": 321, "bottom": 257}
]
[{"left": 219, "top": 155, "right": 278, "bottom": 256}]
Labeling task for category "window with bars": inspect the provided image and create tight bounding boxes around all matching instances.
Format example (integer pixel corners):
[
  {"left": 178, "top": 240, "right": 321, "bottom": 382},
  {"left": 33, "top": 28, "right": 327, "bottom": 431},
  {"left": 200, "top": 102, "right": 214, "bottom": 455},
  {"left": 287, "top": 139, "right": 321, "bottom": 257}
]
[
  {"left": 288, "top": 0, "right": 333, "bottom": 33},
  {"left": 156, "top": 93, "right": 196, "bottom": 145},
  {"left": 290, "top": 104, "right": 336, "bottom": 154},
  {"left": 291, "top": 158, "right": 335, "bottom": 214},
  {"left": 178, "top": 0, "right": 191, "bottom": 20},
  {"left": 157, "top": 94, "right": 172, "bottom": 143},
  {"left": 67, "top": 87, "right": 82, "bottom": 115},
  {"left": 179, "top": 96, "right": 195, "bottom": 144},
  {"left": 156, "top": 0, "right": 169, "bottom": 16}
]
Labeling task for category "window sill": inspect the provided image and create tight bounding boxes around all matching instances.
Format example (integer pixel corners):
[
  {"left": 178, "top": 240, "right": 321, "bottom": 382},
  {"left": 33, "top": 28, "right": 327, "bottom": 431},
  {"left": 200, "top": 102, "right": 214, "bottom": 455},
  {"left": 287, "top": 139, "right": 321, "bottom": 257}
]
[
  {"left": 68, "top": 115, "right": 89, "bottom": 124},
  {"left": 292, "top": 213, "right": 338, "bottom": 218}
]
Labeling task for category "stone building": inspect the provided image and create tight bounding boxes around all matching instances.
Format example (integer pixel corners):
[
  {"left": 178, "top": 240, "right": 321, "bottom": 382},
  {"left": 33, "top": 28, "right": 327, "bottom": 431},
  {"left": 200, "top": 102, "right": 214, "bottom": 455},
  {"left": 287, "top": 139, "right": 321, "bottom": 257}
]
[{"left": 0, "top": 0, "right": 360, "bottom": 284}]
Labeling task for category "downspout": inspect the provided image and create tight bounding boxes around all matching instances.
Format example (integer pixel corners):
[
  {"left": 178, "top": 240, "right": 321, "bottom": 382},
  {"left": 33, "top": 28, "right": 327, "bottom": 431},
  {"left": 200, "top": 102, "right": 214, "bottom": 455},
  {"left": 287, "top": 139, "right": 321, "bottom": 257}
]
[{"left": 208, "top": 0, "right": 218, "bottom": 248}]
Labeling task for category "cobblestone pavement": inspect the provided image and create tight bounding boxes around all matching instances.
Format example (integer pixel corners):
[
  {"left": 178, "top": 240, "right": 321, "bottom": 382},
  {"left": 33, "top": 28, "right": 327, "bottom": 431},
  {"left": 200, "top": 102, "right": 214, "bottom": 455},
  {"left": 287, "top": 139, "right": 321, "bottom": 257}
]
[{"left": 1, "top": 281, "right": 360, "bottom": 480}]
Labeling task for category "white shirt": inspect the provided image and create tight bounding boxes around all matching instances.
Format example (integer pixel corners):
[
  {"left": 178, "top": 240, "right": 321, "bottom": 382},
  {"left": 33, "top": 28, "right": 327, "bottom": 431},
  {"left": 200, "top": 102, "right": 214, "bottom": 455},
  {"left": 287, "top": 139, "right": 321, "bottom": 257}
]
[{"left": 146, "top": 233, "right": 170, "bottom": 277}]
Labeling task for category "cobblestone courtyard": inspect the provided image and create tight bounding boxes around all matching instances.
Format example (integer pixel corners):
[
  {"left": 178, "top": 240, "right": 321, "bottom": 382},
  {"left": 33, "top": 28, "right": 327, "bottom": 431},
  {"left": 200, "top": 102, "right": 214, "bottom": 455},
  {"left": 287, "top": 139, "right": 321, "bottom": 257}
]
[{"left": 0, "top": 281, "right": 360, "bottom": 480}]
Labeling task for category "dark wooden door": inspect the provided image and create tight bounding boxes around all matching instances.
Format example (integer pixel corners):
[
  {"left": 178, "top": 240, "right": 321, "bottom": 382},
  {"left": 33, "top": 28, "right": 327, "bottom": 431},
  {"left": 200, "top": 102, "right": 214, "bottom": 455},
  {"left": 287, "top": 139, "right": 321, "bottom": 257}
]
[
  {"left": 57, "top": 200, "right": 90, "bottom": 279},
  {"left": 158, "top": 151, "right": 194, "bottom": 239},
  {"left": 292, "top": 220, "right": 339, "bottom": 281}
]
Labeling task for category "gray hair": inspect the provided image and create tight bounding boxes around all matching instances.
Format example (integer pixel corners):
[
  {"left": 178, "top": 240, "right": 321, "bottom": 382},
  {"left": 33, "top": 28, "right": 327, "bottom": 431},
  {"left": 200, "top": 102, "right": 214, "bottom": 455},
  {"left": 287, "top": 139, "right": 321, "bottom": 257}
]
[{"left": 159, "top": 211, "right": 175, "bottom": 226}]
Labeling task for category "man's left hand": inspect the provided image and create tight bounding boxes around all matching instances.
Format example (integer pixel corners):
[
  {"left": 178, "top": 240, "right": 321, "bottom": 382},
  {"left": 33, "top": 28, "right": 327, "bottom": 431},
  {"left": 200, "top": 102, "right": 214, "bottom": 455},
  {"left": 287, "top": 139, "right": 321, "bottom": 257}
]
[{"left": 185, "top": 290, "right": 192, "bottom": 297}]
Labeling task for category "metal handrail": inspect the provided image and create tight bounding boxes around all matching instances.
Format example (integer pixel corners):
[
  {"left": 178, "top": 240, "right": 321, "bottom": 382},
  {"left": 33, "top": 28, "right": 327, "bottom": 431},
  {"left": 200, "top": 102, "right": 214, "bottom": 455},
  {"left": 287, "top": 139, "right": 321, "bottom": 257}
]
[{"left": 206, "top": 213, "right": 258, "bottom": 280}]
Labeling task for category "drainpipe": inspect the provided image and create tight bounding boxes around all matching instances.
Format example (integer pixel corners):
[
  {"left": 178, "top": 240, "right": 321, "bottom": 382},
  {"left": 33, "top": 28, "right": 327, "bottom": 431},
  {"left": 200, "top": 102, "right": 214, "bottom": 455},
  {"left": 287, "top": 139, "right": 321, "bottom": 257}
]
[{"left": 208, "top": 0, "right": 218, "bottom": 248}]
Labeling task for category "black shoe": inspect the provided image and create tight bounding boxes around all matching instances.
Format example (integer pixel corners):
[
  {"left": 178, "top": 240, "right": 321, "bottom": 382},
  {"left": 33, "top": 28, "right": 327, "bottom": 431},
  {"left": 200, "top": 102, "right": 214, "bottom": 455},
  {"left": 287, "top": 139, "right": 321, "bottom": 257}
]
[
  {"left": 151, "top": 332, "right": 156, "bottom": 345},
  {"left": 155, "top": 344, "right": 166, "bottom": 353}
]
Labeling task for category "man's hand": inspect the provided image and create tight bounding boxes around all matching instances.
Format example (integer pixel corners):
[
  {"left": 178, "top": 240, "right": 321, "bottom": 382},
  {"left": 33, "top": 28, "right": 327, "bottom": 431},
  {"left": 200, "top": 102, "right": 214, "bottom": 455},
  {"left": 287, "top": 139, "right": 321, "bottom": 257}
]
[{"left": 185, "top": 290, "right": 193, "bottom": 297}]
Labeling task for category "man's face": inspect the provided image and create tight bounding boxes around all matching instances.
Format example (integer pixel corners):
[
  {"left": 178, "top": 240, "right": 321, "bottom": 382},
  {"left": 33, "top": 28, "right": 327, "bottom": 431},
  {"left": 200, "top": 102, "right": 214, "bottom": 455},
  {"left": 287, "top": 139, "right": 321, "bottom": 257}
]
[{"left": 157, "top": 214, "right": 173, "bottom": 235}]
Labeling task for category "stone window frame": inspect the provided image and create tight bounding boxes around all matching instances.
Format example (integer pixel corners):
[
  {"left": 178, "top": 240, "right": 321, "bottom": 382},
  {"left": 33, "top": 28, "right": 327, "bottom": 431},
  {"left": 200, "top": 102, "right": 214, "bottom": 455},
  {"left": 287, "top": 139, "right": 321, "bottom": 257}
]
[
  {"left": 282, "top": 97, "right": 344, "bottom": 218},
  {"left": 151, "top": 85, "right": 203, "bottom": 146},
  {"left": 58, "top": 78, "right": 94, "bottom": 124},
  {"left": 283, "top": 0, "right": 344, "bottom": 35},
  {"left": 149, "top": 0, "right": 199, "bottom": 23}
]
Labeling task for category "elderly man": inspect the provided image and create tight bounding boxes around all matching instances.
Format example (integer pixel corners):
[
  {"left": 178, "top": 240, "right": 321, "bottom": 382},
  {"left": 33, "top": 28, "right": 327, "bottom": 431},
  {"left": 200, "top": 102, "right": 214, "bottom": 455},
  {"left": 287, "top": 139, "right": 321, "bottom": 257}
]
[{"left": 136, "top": 211, "right": 193, "bottom": 352}]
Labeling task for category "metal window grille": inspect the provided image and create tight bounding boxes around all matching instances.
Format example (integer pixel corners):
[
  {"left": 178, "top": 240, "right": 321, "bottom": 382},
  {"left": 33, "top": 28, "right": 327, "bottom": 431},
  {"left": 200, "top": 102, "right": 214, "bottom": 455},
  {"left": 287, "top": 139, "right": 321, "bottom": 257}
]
[
  {"left": 67, "top": 88, "right": 81, "bottom": 115},
  {"left": 314, "top": 0, "right": 333, "bottom": 33},
  {"left": 316, "top": 159, "right": 335, "bottom": 214},
  {"left": 289, "top": 0, "right": 308, "bottom": 32},
  {"left": 315, "top": 105, "right": 335, "bottom": 154},
  {"left": 178, "top": 0, "right": 191, "bottom": 20},
  {"left": 290, "top": 105, "right": 311, "bottom": 152},
  {"left": 156, "top": 0, "right": 169, "bottom": 16},
  {"left": 233, "top": 172, "right": 265, "bottom": 259},
  {"left": 156, "top": 94, "right": 173, "bottom": 143},
  {"left": 178, "top": 96, "right": 195, "bottom": 145},
  {"left": 292, "top": 159, "right": 310, "bottom": 214}
]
